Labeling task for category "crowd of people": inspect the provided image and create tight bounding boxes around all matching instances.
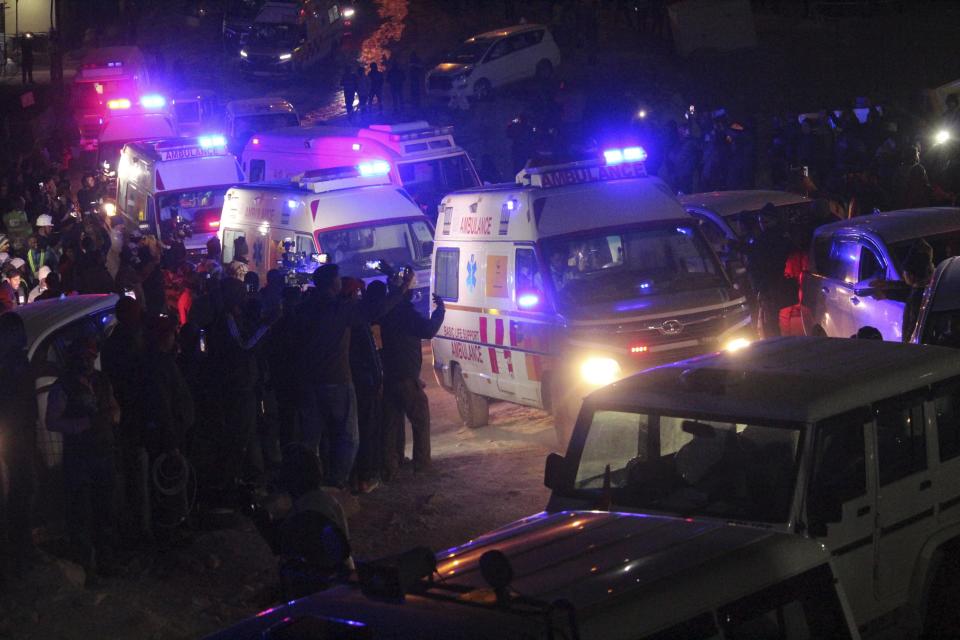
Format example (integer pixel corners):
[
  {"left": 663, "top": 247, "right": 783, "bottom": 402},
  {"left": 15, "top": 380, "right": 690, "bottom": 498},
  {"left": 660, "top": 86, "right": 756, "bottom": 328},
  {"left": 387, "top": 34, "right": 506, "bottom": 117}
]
[
  {"left": 0, "top": 151, "right": 447, "bottom": 583},
  {"left": 341, "top": 54, "right": 425, "bottom": 119}
]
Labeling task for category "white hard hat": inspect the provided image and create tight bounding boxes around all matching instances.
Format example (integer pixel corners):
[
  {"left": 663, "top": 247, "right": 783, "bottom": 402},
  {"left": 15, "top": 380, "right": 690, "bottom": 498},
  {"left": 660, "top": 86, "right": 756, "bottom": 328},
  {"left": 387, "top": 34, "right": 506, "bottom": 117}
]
[
  {"left": 9, "top": 257, "right": 25, "bottom": 270},
  {"left": 36, "top": 214, "right": 54, "bottom": 227},
  {"left": 38, "top": 265, "right": 51, "bottom": 280}
]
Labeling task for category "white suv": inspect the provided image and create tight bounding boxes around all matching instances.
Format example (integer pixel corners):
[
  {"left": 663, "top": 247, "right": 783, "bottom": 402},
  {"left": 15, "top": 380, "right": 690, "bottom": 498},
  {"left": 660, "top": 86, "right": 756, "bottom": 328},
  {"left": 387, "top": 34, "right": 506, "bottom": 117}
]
[{"left": 426, "top": 24, "right": 561, "bottom": 101}]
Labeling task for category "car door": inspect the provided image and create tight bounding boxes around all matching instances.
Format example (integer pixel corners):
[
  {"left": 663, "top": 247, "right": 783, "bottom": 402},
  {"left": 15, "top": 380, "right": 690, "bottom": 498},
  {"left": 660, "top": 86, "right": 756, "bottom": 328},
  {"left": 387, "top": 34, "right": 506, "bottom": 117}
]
[
  {"left": 804, "top": 235, "right": 859, "bottom": 337},
  {"left": 913, "top": 255, "right": 960, "bottom": 346},
  {"left": 848, "top": 240, "right": 904, "bottom": 341},
  {"left": 810, "top": 411, "right": 877, "bottom": 622},
  {"left": 479, "top": 37, "right": 514, "bottom": 87},
  {"left": 871, "top": 394, "right": 936, "bottom": 601}
]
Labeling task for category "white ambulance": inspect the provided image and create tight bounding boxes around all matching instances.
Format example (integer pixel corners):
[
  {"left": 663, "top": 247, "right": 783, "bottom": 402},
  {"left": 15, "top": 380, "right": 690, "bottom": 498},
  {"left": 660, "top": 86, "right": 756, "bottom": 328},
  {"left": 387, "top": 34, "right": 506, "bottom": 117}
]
[
  {"left": 240, "top": 121, "right": 480, "bottom": 219},
  {"left": 430, "top": 149, "right": 753, "bottom": 443},
  {"left": 97, "top": 98, "right": 179, "bottom": 192},
  {"left": 225, "top": 96, "right": 300, "bottom": 155},
  {"left": 218, "top": 161, "right": 434, "bottom": 311},
  {"left": 71, "top": 46, "right": 151, "bottom": 149},
  {"left": 116, "top": 136, "right": 244, "bottom": 255}
]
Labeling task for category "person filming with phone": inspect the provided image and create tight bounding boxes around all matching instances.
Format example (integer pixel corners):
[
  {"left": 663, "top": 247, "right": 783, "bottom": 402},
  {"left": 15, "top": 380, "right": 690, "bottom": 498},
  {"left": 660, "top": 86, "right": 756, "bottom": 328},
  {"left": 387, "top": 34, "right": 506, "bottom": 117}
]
[{"left": 379, "top": 265, "right": 445, "bottom": 479}]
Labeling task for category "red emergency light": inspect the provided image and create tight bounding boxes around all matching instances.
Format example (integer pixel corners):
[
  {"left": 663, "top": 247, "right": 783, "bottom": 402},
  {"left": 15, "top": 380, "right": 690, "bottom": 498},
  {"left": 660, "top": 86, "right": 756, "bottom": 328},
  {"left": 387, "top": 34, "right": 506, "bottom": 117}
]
[
  {"left": 629, "top": 345, "right": 648, "bottom": 354},
  {"left": 107, "top": 98, "right": 132, "bottom": 110}
]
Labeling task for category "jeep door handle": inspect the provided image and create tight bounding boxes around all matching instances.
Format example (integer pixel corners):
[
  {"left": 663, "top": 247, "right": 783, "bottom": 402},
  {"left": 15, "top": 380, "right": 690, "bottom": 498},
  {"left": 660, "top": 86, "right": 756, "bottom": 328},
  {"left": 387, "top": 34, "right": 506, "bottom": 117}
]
[
  {"left": 920, "top": 479, "right": 933, "bottom": 491},
  {"left": 857, "top": 505, "right": 871, "bottom": 517}
]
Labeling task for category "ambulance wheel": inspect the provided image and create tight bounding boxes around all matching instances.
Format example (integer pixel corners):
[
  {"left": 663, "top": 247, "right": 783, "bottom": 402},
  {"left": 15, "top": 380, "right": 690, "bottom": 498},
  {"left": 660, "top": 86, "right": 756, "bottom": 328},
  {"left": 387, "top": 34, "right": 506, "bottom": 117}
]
[
  {"left": 473, "top": 79, "right": 492, "bottom": 101},
  {"left": 454, "top": 366, "right": 489, "bottom": 428}
]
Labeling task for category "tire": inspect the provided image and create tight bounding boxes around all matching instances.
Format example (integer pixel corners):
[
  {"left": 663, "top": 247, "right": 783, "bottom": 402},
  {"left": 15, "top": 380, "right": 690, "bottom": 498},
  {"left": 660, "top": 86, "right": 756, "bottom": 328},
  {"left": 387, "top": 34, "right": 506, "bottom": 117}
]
[
  {"left": 473, "top": 78, "right": 492, "bottom": 101},
  {"left": 535, "top": 59, "right": 554, "bottom": 80},
  {"left": 453, "top": 366, "right": 489, "bottom": 428}
]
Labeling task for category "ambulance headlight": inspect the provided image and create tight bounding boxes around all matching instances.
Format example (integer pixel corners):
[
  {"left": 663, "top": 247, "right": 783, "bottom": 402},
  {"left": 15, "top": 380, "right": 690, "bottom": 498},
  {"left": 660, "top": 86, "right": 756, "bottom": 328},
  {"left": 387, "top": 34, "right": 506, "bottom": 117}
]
[
  {"left": 279, "top": 52, "right": 292, "bottom": 62},
  {"left": 580, "top": 357, "right": 621, "bottom": 387},
  {"left": 723, "top": 337, "right": 751, "bottom": 352},
  {"left": 239, "top": 49, "right": 249, "bottom": 58}
]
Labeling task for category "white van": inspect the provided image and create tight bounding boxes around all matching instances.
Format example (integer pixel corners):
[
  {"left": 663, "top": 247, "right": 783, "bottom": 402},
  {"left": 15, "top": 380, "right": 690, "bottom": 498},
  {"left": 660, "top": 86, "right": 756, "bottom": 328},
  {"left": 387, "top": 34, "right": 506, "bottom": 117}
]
[
  {"left": 97, "top": 104, "right": 179, "bottom": 191},
  {"left": 544, "top": 336, "right": 960, "bottom": 638},
  {"left": 429, "top": 151, "right": 752, "bottom": 442},
  {"left": 225, "top": 96, "right": 300, "bottom": 155},
  {"left": 116, "top": 136, "right": 244, "bottom": 254},
  {"left": 218, "top": 162, "right": 434, "bottom": 310},
  {"left": 71, "top": 46, "right": 151, "bottom": 149},
  {"left": 241, "top": 121, "right": 480, "bottom": 218}
]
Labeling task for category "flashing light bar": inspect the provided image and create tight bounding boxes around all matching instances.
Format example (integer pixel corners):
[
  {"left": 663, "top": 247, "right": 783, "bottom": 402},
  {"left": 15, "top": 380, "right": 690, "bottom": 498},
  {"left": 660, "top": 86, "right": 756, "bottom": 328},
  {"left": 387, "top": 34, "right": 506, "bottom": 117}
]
[
  {"left": 604, "top": 146, "right": 647, "bottom": 165},
  {"left": 107, "top": 98, "right": 131, "bottom": 110},
  {"left": 140, "top": 94, "right": 166, "bottom": 109},
  {"left": 198, "top": 134, "right": 227, "bottom": 149},
  {"left": 358, "top": 160, "right": 391, "bottom": 177}
]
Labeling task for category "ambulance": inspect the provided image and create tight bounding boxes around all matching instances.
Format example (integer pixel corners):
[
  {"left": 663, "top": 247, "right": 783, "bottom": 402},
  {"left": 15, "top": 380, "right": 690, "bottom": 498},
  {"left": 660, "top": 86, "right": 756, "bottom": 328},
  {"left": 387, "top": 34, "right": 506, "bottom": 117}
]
[
  {"left": 218, "top": 161, "right": 434, "bottom": 311},
  {"left": 430, "top": 149, "right": 753, "bottom": 443},
  {"left": 225, "top": 97, "right": 300, "bottom": 155},
  {"left": 240, "top": 121, "right": 480, "bottom": 220},
  {"left": 116, "top": 136, "right": 244, "bottom": 255},
  {"left": 97, "top": 96, "right": 179, "bottom": 192},
  {"left": 71, "top": 46, "right": 152, "bottom": 150}
]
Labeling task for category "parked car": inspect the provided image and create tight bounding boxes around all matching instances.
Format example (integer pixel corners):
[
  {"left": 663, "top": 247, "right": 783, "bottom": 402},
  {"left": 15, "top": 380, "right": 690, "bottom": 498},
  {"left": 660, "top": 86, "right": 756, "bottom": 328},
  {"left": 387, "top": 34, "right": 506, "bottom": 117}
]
[
  {"left": 801, "top": 207, "right": 960, "bottom": 340},
  {"left": 911, "top": 255, "right": 960, "bottom": 346},
  {"left": 426, "top": 24, "right": 560, "bottom": 101},
  {"left": 13, "top": 294, "right": 119, "bottom": 469},
  {"left": 545, "top": 335, "right": 960, "bottom": 637}
]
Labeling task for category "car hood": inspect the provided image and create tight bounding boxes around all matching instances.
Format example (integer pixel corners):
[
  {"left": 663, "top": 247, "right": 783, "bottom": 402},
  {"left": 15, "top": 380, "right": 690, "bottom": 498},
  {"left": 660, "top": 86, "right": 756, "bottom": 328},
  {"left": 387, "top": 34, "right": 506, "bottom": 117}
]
[
  {"left": 430, "top": 62, "right": 471, "bottom": 77},
  {"left": 207, "top": 511, "right": 774, "bottom": 639}
]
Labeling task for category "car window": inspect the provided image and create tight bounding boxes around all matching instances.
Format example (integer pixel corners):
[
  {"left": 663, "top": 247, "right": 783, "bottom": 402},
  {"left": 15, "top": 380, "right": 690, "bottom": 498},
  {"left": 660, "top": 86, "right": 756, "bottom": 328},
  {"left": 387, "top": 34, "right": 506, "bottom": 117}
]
[
  {"left": 696, "top": 215, "right": 728, "bottom": 253},
  {"left": 858, "top": 244, "right": 885, "bottom": 283},
  {"left": 515, "top": 248, "right": 542, "bottom": 297},
  {"left": 523, "top": 29, "right": 545, "bottom": 46},
  {"left": 32, "top": 317, "right": 100, "bottom": 373},
  {"left": 825, "top": 239, "right": 859, "bottom": 283},
  {"left": 506, "top": 33, "right": 529, "bottom": 53},
  {"left": 249, "top": 159, "right": 265, "bottom": 183},
  {"left": 811, "top": 411, "right": 867, "bottom": 502},
  {"left": 934, "top": 379, "right": 960, "bottom": 461},
  {"left": 875, "top": 397, "right": 927, "bottom": 486},
  {"left": 485, "top": 38, "right": 512, "bottom": 61},
  {"left": 222, "top": 228, "right": 245, "bottom": 263},
  {"left": 434, "top": 247, "right": 459, "bottom": 301}
]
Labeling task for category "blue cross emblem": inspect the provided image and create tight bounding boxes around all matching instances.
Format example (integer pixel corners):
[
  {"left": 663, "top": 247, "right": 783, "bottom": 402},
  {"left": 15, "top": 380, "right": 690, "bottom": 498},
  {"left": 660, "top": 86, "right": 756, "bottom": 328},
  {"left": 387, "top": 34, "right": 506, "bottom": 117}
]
[{"left": 466, "top": 254, "right": 478, "bottom": 291}]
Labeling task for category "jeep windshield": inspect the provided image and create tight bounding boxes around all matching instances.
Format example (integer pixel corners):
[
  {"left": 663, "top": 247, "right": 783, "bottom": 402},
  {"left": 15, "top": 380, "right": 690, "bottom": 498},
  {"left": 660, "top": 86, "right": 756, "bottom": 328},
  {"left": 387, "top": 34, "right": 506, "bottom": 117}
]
[
  {"left": 541, "top": 223, "right": 727, "bottom": 316},
  {"left": 572, "top": 409, "right": 802, "bottom": 522}
]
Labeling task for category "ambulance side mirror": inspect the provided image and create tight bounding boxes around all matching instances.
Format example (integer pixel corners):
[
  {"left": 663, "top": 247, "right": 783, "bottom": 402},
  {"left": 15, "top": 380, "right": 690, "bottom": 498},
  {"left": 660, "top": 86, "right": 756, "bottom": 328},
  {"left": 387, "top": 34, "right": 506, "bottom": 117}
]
[{"left": 544, "top": 453, "right": 573, "bottom": 491}]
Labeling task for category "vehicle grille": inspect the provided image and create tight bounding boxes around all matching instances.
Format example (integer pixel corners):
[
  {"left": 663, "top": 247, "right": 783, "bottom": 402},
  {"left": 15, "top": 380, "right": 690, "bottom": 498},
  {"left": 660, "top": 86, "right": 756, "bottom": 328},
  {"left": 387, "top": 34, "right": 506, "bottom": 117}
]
[
  {"left": 576, "top": 304, "right": 748, "bottom": 348},
  {"left": 429, "top": 76, "right": 452, "bottom": 91}
]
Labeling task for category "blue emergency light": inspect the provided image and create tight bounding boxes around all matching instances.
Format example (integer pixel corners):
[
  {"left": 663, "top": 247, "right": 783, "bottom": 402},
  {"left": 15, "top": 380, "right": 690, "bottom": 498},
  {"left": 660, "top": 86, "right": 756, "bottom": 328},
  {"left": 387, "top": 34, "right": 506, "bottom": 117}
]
[
  {"left": 140, "top": 94, "right": 166, "bottom": 109},
  {"left": 604, "top": 146, "right": 647, "bottom": 165},
  {"left": 198, "top": 135, "right": 227, "bottom": 149},
  {"left": 517, "top": 293, "right": 540, "bottom": 309},
  {"left": 357, "top": 160, "right": 390, "bottom": 177}
]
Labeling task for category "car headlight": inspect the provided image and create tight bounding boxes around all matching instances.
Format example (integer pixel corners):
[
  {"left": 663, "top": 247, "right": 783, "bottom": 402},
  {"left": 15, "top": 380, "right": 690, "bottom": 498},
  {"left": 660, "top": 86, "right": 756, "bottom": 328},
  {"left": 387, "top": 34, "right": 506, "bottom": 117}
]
[
  {"left": 723, "top": 337, "right": 751, "bottom": 352},
  {"left": 239, "top": 49, "right": 248, "bottom": 58},
  {"left": 279, "top": 52, "right": 292, "bottom": 61},
  {"left": 580, "top": 357, "right": 621, "bottom": 387}
]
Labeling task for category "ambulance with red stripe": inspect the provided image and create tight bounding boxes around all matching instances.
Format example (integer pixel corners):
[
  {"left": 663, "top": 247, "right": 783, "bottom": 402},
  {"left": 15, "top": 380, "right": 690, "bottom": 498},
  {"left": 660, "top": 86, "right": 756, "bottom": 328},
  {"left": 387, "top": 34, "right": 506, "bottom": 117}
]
[
  {"left": 430, "top": 149, "right": 753, "bottom": 444},
  {"left": 116, "top": 135, "right": 244, "bottom": 256},
  {"left": 218, "top": 160, "right": 434, "bottom": 312}
]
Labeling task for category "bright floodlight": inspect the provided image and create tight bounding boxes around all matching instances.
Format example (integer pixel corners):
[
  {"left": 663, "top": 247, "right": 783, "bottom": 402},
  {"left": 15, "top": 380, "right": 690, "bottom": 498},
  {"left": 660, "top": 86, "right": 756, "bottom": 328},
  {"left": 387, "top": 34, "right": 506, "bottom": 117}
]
[
  {"left": 623, "top": 146, "right": 647, "bottom": 161},
  {"left": 358, "top": 160, "right": 390, "bottom": 177},
  {"left": 140, "top": 94, "right": 166, "bottom": 109},
  {"left": 580, "top": 357, "right": 621, "bottom": 387},
  {"left": 603, "top": 149, "right": 624, "bottom": 165},
  {"left": 935, "top": 129, "right": 951, "bottom": 145}
]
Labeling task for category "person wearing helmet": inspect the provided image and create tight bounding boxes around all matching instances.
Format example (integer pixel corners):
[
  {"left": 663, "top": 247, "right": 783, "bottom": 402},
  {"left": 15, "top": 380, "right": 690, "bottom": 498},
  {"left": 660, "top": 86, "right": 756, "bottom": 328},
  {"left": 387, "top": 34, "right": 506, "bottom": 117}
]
[{"left": 25, "top": 234, "right": 58, "bottom": 287}]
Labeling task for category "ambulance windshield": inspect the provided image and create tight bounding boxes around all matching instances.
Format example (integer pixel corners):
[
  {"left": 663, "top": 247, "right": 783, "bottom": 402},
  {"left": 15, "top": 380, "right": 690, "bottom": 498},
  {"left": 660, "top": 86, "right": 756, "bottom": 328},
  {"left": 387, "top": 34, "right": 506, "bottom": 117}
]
[
  {"left": 398, "top": 154, "right": 478, "bottom": 208},
  {"left": 233, "top": 113, "right": 299, "bottom": 141},
  {"left": 541, "top": 223, "right": 726, "bottom": 315},
  {"left": 317, "top": 219, "right": 434, "bottom": 275},
  {"left": 157, "top": 189, "right": 226, "bottom": 228}
]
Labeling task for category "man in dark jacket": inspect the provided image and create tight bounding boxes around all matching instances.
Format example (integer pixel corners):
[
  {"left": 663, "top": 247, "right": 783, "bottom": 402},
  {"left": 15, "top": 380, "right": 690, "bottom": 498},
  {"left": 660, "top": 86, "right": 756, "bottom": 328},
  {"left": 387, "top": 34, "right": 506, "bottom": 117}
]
[
  {"left": 295, "top": 263, "right": 411, "bottom": 487},
  {"left": 0, "top": 264, "right": 21, "bottom": 312},
  {"left": 0, "top": 313, "right": 38, "bottom": 584},
  {"left": 379, "top": 281, "right": 445, "bottom": 478},
  {"left": 46, "top": 338, "right": 121, "bottom": 576}
]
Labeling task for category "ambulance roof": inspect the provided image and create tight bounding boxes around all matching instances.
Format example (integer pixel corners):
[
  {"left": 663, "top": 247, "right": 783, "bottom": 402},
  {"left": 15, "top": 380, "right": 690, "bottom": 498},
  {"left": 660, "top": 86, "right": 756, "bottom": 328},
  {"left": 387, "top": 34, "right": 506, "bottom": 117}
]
[
  {"left": 226, "top": 97, "right": 296, "bottom": 118},
  {"left": 473, "top": 24, "right": 547, "bottom": 40},
  {"left": 440, "top": 173, "right": 688, "bottom": 242},
  {"left": 249, "top": 121, "right": 462, "bottom": 158},
  {"left": 99, "top": 114, "right": 177, "bottom": 143},
  {"left": 76, "top": 46, "right": 143, "bottom": 73},
  {"left": 224, "top": 183, "right": 424, "bottom": 232},
  {"left": 679, "top": 190, "right": 811, "bottom": 218}
]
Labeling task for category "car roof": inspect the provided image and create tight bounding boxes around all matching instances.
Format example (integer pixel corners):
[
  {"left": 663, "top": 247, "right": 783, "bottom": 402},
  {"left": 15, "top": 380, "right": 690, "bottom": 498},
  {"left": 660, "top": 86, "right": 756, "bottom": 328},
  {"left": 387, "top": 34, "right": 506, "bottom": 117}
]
[
  {"left": 13, "top": 295, "right": 118, "bottom": 350},
  {"left": 589, "top": 336, "right": 960, "bottom": 424},
  {"left": 226, "top": 97, "right": 295, "bottom": 116},
  {"left": 814, "top": 207, "right": 960, "bottom": 244},
  {"left": 679, "top": 190, "right": 811, "bottom": 218},
  {"left": 473, "top": 24, "right": 547, "bottom": 39}
]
